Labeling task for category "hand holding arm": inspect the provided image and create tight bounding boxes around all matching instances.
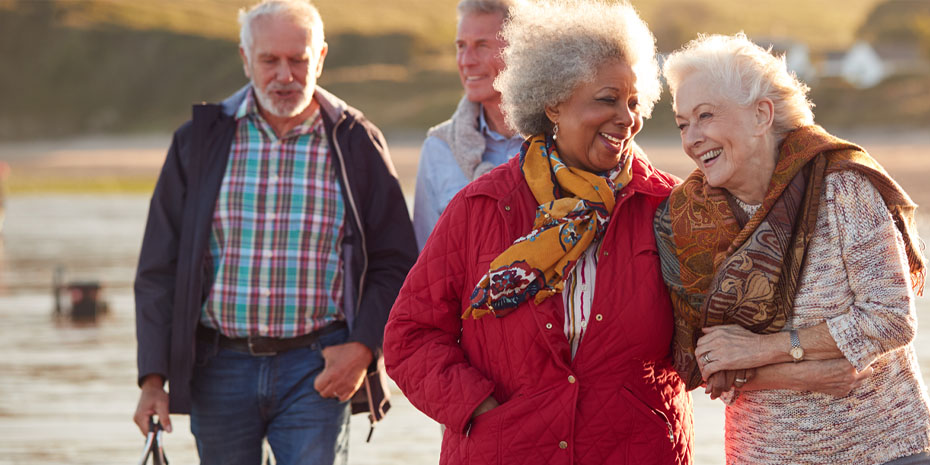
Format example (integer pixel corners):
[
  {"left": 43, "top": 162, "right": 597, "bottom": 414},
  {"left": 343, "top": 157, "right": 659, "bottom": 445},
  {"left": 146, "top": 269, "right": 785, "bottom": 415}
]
[
  {"left": 696, "top": 323, "right": 845, "bottom": 379},
  {"left": 704, "top": 369, "right": 754, "bottom": 400},
  {"left": 739, "top": 358, "right": 872, "bottom": 397}
]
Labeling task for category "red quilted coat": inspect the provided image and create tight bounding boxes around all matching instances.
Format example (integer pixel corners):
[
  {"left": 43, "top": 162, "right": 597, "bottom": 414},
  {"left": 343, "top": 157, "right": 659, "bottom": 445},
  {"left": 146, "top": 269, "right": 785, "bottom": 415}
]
[{"left": 384, "top": 153, "right": 692, "bottom": 465}]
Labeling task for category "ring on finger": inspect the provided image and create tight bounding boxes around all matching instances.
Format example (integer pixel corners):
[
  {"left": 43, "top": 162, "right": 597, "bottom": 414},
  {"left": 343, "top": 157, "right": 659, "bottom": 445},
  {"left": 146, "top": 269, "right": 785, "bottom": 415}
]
[
  {"left": 734, "top": 377, "right": 747, "bottom": 385},
  {"left": 701, "top": 353, "right": 712, "bottom": 364}
]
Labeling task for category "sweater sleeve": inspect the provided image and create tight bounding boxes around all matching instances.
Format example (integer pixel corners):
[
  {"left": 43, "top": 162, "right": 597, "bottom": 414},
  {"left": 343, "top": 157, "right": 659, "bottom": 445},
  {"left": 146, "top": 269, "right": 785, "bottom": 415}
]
[{"left": 824, "top": 170, "right": 917, "bottom": 371}]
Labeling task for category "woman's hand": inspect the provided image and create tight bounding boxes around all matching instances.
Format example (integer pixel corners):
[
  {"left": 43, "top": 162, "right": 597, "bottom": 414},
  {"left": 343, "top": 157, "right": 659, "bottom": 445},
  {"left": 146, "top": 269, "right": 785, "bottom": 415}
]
[
  {"left": 695, "top": 325, "right": 776, "bottom": 378},
  {"left": 734, "top": 359, "right": 872, "bottom": 396},
  {"left": 471, "top": 395, "right": 500, "bottom": 419},
  {"left": 799, "top": 359, "right": 873, "bottom": 397},
  {"left": 704, "top": 368, "right": 755, "bottom": 399}
]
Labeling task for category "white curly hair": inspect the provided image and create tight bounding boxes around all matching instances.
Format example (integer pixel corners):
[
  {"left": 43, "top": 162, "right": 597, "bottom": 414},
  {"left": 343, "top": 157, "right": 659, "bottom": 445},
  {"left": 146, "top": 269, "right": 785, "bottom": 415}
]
[
  {"left": 494, "top": 0, "right": 661, "bottom": 137},
  {"left": 663, "top": 33, "right": 814, "bottom": 137}
]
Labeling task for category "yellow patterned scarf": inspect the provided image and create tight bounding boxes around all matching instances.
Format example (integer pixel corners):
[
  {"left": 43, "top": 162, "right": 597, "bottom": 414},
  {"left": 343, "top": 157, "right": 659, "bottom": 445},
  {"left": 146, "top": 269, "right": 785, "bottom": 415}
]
[{"left": 464, "top": 133, "right": 633, "bottom": 319}]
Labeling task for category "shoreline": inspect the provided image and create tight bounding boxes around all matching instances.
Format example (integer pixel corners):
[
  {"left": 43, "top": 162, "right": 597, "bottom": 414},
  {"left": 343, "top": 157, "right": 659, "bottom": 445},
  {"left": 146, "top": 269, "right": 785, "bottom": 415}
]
[{"left": 3, "top": 131, "right": 929, "bottom": 211}]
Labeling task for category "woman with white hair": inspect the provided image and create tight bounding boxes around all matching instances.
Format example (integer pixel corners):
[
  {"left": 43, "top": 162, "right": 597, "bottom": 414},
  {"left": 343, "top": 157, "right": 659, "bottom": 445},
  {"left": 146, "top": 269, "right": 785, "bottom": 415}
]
[
  {"left": 656, "top": 32, "right": 930, "bottom": 464},
  {"left": 385, "top": 1, "right": 692, "bottom": 463}
]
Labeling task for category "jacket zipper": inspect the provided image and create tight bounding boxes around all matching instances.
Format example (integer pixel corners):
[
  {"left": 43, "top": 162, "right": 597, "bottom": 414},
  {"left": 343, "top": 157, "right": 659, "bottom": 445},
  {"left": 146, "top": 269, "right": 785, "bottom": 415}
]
[{"left": 330, "top": 115, "right": 368, "bottom": 317}]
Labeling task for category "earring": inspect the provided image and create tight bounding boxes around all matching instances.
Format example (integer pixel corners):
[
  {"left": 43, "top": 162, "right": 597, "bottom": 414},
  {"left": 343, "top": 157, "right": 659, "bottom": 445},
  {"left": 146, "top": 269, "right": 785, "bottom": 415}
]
[{"left": 552, "top": 123, "right": 559, "bottom": 140}]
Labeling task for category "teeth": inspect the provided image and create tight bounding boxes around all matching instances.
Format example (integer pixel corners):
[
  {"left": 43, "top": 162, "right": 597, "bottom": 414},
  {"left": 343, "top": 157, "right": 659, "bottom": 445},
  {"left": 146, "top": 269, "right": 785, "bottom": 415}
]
[
  {"left": 700, "top": 149, "right": 722, "bottom": 162},
  {"left": 601, "top": 132, "right": 622, "bottom": 145}
]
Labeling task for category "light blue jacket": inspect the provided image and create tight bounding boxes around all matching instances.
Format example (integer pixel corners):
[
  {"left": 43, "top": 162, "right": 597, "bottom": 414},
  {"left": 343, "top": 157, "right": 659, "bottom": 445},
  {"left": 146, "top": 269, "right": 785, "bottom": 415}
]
[{"left": 413, "top": 98, "right": 524, "bottom": 249}]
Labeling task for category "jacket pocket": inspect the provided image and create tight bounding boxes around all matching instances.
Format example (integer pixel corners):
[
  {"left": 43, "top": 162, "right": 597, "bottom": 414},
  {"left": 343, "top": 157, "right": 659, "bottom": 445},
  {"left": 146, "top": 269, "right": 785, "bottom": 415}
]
[
  {"left": 620, "top": 386, "right": 676, "bottom": 463},
  {"left": 462, "top": 398, "right": 508, "bottom": 465}
]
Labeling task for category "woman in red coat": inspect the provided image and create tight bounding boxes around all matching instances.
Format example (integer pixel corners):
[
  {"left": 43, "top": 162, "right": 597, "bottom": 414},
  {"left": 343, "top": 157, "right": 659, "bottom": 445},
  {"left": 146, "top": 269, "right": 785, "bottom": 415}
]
[{"left": 383, "top": 1, "right": 692, "bottom": 463}]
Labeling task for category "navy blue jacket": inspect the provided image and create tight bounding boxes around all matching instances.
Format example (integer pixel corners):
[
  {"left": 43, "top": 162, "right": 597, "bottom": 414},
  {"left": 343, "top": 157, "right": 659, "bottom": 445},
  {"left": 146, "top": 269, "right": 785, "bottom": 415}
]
[{"left": 135, "top": 85, "right": 417, "bottom": 416}]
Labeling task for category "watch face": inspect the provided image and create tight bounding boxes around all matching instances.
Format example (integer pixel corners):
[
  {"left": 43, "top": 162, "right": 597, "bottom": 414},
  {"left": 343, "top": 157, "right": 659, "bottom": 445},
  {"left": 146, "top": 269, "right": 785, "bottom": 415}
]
[{"left": 790, "top": 347, "right": 804, "bottom": 361}]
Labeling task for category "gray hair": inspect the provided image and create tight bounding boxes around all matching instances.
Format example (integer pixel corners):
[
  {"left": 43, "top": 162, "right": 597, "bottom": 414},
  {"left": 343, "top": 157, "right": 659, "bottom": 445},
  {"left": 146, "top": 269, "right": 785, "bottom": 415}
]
[
  {"left": 239, "top": 0, "right": 325, "bottom": 62},
  {"left": 663, "top": 33, "right": 814, "bottom": 138},
  {"left": 457, "top": 0, "right": 516, "bottom": 20},
  {"left": 494, "top": 0, "right": 661, "bottom": 137}
]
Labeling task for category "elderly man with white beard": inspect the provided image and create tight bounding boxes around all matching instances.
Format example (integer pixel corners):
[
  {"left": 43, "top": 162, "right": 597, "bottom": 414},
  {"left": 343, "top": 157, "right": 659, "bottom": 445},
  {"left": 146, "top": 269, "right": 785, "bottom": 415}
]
[{"left": 131, "top": 1, "right": 417, "bottom": 463}]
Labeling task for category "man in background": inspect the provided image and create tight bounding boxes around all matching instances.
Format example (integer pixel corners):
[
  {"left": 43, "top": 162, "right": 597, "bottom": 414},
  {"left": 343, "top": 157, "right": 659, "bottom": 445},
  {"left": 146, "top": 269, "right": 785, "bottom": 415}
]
[
  {"left": 413, "top": 0, "right": 524, "bottom": 249},
  {"left": 131, "top": 1, "right": 417, "bottom": 463}
]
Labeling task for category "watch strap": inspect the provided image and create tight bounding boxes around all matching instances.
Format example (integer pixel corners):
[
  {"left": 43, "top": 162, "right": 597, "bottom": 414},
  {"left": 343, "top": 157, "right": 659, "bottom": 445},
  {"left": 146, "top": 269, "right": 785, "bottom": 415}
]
[{"left": 789, "top": 329, "right": 804, "bottom": 362}]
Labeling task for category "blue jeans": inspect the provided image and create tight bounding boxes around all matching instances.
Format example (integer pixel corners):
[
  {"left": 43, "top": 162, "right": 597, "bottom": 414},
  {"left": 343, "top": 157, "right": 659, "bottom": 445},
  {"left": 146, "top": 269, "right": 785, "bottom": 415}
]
[{"left": 190, "top": 327, "right": 351, "bottom": 465}]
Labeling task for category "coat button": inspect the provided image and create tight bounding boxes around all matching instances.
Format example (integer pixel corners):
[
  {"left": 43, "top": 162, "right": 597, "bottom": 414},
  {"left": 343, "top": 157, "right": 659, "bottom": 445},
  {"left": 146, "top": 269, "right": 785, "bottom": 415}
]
[
  {"left": 567, "top": 375, "right": 576, "bottom": 384},
  {"left": 595, "top": 314, "right": 603, "bottom": 321},
  {"left": 504, "top": 205, "right": 511, "bottom": 211},
  {"left": 545, "top": 323, "right": 553, "bottom": 329},
  {"left": 559, "top": 441, "right": 568, "bottom": 449},
  {"left": 603, "top": 251, "right": 609, "bottom": 257}
]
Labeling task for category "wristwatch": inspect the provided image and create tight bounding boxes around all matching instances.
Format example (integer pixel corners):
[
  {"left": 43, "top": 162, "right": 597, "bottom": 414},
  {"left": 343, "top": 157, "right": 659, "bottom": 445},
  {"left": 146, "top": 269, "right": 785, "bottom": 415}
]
[{"left": 789, "top": 329, "right": 805, "bottom": 363}]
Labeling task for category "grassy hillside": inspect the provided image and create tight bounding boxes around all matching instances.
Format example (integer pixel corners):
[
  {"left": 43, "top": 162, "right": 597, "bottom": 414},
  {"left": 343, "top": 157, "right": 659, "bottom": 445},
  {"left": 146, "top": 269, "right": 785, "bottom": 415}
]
[
  {"left": 4, "top": 0, "right": 924, "bottom": 141},
  {"left": 9, "top": 0, "right": 880, "bottom": 50}
]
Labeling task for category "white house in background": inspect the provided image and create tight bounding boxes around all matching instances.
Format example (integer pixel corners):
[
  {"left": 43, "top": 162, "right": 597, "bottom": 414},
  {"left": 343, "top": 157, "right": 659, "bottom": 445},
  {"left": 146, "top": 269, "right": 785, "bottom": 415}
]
[
  {"left": 839, "top": 41, "right": 930, "bottom": 88},
  {"left": 754, "top": 37, "right": 815, "bottom": 83},
  {"left": 841, "top": 41, "right": 886, "bottom": 88}
]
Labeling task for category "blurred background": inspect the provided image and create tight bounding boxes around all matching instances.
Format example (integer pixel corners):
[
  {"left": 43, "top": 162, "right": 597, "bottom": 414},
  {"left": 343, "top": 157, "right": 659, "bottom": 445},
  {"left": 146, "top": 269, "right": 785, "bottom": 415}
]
[{"left": 0, "top": 0, "right": 928, "bottom": 463}]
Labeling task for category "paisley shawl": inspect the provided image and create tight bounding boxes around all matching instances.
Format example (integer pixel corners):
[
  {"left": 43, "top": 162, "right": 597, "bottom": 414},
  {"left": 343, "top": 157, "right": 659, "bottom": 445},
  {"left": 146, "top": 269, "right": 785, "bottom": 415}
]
[{"left": 655, "top": 125, "right": 926, "bottom": 389}]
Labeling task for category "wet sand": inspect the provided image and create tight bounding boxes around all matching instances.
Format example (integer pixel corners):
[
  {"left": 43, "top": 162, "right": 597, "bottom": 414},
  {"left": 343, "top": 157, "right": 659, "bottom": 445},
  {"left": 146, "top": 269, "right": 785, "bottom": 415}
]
[{"left": 0, "top": 132, "right": 928, "bottom": 464}]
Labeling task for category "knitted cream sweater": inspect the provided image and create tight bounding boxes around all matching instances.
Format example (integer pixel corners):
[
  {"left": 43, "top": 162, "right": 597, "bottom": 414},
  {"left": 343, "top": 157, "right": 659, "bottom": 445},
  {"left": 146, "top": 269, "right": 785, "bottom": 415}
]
[{"left": 725, "top": 170, "right": 930, "bottom": 464}]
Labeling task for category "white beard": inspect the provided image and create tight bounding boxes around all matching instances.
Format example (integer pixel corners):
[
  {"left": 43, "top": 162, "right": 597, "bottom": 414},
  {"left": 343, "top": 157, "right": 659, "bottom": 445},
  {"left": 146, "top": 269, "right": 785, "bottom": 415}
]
[{"left": 253, "top": 80, "right": 314, "bottom": 118}]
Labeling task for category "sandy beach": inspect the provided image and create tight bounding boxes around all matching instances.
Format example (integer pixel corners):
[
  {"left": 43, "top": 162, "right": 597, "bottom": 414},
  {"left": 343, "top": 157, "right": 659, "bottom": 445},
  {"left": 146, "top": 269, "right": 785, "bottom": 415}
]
[{"left": 0, "top": 131, "right": 928, "bottom": 464}]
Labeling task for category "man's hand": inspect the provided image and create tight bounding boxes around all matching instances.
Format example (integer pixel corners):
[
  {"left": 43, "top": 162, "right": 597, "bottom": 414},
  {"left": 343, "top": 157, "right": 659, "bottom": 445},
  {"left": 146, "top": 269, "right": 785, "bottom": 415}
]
[
  {"left": 313, "top": 342, "right": 373, "bottom": 402},
  {"left": 133, "top": 374, "right": 172, "bottom": 435}
]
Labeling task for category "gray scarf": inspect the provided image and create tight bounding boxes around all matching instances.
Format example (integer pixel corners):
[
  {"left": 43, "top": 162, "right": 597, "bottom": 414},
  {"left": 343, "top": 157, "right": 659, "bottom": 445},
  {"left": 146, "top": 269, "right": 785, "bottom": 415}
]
[{"left": 426, "top": 97, "right": 497, "bottom": 181}]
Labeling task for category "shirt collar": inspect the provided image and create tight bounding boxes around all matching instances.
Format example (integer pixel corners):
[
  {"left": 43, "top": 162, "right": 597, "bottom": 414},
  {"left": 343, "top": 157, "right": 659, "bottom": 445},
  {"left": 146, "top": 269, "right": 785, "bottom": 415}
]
[
  {"left": 478, "top": 104, "right": 510, "bottom": 142},
  {"left": 236, "top": 86, "right": 323, "bottom": 139},
  {"left": 234, "top": 87, "right": 258, "bottom": 120}
]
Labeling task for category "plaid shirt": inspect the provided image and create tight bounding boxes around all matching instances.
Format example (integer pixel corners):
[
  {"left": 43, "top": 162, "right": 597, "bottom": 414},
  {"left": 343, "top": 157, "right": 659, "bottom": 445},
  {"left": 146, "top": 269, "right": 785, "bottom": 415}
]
[{"left": 200, "top": 89, "right": 345, "bottom": 338}]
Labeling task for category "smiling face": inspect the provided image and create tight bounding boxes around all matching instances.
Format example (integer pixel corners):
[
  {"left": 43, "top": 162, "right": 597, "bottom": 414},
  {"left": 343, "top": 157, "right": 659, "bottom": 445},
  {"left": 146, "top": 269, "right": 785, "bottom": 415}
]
[
  {"left": 545, "top": 60, "right": 643, "bottom": 173},
  {"left": 673, "top": 72, "right": 776, "bottom": 202},
  {"left": 240, "top": 14, "right": 327, "bottom": 120},
  {"left": 456, "top": 12, "right": 507, "bottom": 107}
]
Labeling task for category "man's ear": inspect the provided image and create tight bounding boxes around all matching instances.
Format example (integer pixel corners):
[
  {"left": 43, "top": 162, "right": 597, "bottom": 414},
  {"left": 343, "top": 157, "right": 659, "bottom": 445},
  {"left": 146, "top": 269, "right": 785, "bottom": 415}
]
[
  {"left": 239, "top": 46, "right": 252, "bottom": 79},
  {"left": 754, "top": 97, "right": 774, "bottom": 135},
  {"left": 315, "top": 42, "right": 328, "bottom": 78}
]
